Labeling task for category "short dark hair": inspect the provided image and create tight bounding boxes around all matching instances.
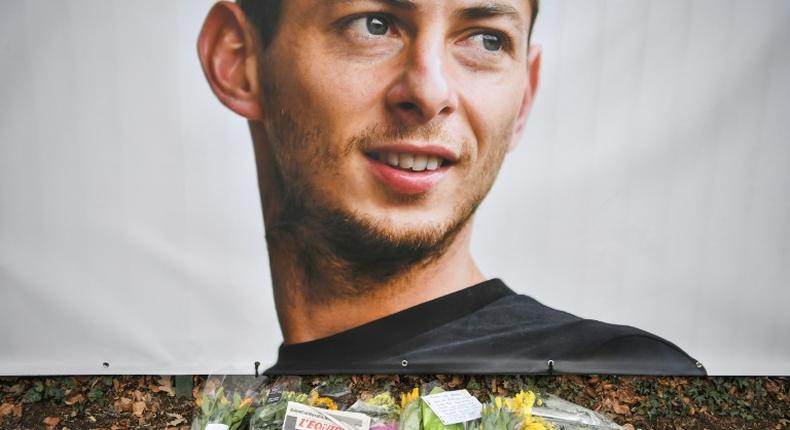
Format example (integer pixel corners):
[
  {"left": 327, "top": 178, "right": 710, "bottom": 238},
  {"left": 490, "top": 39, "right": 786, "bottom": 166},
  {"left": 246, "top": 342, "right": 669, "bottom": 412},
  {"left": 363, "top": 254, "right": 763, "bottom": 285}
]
[{"left": 239, "top": 0, "right": 540, "bottom": 49}]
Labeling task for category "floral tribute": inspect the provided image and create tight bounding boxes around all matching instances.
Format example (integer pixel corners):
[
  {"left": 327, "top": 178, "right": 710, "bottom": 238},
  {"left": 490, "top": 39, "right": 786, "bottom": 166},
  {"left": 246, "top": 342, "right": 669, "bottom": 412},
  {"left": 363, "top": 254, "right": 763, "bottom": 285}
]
[{"left": 192, "top": 377, "right": 625, "bottom": 430}]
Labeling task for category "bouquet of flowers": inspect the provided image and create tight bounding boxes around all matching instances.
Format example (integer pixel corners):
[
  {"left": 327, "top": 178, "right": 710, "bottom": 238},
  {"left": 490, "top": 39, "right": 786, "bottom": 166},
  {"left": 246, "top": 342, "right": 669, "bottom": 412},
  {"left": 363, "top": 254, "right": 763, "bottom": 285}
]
[
  {"left": 191, "top": 376, "right": 625, "bottom": 430},
  {"left": 249, "top": 389, "right": 339, "bottom": 430},
  {"left": 347, "top": 391, "right": 401, "bottom": 430},
  {"left": 469, "top": 391, "right": 552, "bottom": 430},
  {"left": 398, "top": 388, "right": 552, "bottom": 430},
  {"left": 192, "top": 386, "right": 256, "bottom": 430}
]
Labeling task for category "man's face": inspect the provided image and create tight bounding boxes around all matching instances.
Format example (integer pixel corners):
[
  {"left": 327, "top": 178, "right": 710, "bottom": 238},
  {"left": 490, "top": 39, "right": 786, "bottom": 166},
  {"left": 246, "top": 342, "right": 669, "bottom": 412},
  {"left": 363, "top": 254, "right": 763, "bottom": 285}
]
[{"left": 258, "top": 0, "right": 537, "bottom": 261}]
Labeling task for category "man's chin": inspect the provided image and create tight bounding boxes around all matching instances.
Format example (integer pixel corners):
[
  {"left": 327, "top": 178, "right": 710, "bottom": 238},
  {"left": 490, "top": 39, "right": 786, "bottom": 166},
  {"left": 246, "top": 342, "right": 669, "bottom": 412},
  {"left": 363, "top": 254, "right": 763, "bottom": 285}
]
[
  {"left": 326, "top": 210, "right": 453, "bottom": 257},
  {"left": 266, "top": 187, "right": 477, "bottom": 299},
  {"left": 316, "top": 205, "right": 470, "bottom": 281}
]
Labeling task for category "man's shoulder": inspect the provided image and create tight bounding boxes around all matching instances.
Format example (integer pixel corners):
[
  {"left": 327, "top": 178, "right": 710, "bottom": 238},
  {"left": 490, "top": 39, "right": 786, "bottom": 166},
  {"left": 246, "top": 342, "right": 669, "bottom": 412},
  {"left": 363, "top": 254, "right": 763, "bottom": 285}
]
[
  {"left": 266, "top": 279, "right": 706, "bottom": 375},
  {"left": 394, "top": 289, "right": 706, "bottom": 375}
]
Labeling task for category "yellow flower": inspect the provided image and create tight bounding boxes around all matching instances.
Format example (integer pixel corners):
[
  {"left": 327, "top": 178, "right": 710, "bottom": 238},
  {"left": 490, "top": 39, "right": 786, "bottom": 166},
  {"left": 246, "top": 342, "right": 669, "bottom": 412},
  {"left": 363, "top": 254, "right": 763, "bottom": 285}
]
[
  {"left": 400, "top": 387, "right": 420, "bottom": 409},
  {"left": 307, "top": 390, "right": 337, "bottom": 410},
  {"left": 315, "top": 397, "right": 338, "bottom": 410},
  {"left": 504, "top": 391, "right": 554, "bottom": 430}
]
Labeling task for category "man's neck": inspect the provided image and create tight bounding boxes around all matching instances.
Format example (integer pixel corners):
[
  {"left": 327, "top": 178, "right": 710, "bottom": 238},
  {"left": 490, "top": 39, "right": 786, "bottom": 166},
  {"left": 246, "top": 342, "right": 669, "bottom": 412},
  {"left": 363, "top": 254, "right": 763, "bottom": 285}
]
[{"left": 268, "top": 223, "right": 485, "bottom": 345}]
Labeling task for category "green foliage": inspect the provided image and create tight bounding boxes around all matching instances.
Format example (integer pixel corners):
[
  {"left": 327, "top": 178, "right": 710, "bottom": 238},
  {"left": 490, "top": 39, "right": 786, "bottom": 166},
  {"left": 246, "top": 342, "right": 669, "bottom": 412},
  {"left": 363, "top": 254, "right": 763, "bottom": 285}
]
[
  {"left": 365, "top": 392, "right": 401, "bottom": 420},
  {"left": 18, "top": 377, "right": 108, "bottom": 406},
  {"left": 102, "top": 376, "right": 114, "bottom": 387},
  {"left": 310, "top": 375, "right": 351, "bottom": 394},
  {"left": 519, "top": 376, "right": 580, "bottom": 403},
  {"left": 633, "top": 379, "right": 655, "bottom": 396},
  {"left": 22, "top": 381, "right": 44, "bottom": 404},
  {"left": 21, "top": 379, "right": 69, "bottom": 404},
  {"left": 61, "top": 378, "right": 76, "bottom": 391},
  {"left": 398, "top": 395, "right": 422, "bottom": 430},
  {"left": 44, "top": 382, "right": 65, "bottom": 402},
  {"left": 193, "top": 386, "right": 256, "bottom": 430},
  {"left": 632, "top": 377, "right": 767, "bottom": 422},
  {"left": 249, "top": 391, "right": 309, "bottom": 430},
  {"left": 87, "top": 387, "right": 106, "bottom": 405},
  {"left": 467, "top": 396, "right": 522, "bottom": 430}
]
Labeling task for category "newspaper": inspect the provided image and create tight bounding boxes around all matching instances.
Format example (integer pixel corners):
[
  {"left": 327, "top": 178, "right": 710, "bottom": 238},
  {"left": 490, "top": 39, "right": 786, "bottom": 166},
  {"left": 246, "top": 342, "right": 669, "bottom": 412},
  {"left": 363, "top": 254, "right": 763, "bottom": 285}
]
[{"left": 283, "top": 401, "right": 371, "bottom": 430}]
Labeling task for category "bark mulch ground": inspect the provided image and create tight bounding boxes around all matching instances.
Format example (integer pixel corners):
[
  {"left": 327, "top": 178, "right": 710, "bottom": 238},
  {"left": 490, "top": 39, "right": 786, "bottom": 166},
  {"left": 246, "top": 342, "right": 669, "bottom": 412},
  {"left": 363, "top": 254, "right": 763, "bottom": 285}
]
[{"left": 1, "top": 375, "right": 787, "bottom": 430}]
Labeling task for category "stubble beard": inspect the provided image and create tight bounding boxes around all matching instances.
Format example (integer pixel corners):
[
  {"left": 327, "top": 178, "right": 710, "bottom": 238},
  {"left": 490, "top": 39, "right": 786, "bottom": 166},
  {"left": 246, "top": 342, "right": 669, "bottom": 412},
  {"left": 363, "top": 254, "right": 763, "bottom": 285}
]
[{"left": 260, "top": 89, "right": 510, "bottom": 304}]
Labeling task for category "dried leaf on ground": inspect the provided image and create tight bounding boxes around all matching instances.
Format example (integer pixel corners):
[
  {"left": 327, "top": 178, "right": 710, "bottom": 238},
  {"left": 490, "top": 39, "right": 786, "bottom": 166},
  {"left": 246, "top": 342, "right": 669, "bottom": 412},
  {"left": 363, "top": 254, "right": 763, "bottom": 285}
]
[
  {"left": 0, "top": 402, "right": 22, "bottom": 418},
  {"left": 132, "top": 400, "right": 147, "bottom": 417},
  {"left": 156, "top": 376, "right": 176, "bottom": 397},
  {"left": 43, "top": 416, "right": 60, "bottom": 428},
  {"left": 448, "top": 375, "right": 463, "bottom": 388},
  {"left": 114, "top": 397, "right": 133, "bottom": 413},
  {"left": 612, "top": 401, "right": 631, "bottom": 416},
  {"left": 2, "top": 384, "right": 25, "bottom": 396},
  {"left": 167, "top": 412, "right": 186, "bottom": 426},
  {"left": 64, "top": 392, "right": 85, "bottom": 405}
]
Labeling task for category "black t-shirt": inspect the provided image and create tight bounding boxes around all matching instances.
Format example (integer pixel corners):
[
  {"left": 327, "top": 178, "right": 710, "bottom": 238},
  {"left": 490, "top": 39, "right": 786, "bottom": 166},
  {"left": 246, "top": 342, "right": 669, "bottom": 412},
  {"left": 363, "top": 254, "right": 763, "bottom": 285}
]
[{"left": 265, "top": 279, "right": 706, "bottom": 375}]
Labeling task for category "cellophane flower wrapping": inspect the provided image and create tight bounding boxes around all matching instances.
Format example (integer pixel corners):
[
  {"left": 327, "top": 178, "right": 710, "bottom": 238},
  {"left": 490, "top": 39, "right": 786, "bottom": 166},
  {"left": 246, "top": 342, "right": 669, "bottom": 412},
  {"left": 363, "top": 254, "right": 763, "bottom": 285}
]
[
  {"left": 192, "top": 375, "right": 266, "bottom": 430},
  {"left": 191, "top": 377, "right": 625, "bottom": 430},
  {"left": 347, "top": 391, "right": 401, "bottom": 430}
]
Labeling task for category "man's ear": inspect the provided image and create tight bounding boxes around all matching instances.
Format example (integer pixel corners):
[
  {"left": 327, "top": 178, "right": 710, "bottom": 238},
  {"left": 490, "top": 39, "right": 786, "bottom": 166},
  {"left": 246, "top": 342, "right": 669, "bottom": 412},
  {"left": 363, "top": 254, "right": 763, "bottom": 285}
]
[
  {"left": 509, "top": 44, "right": 542, "bottom": 151},
  {"left": 197, "top": 1, "right": 263, "bottom": 120}
]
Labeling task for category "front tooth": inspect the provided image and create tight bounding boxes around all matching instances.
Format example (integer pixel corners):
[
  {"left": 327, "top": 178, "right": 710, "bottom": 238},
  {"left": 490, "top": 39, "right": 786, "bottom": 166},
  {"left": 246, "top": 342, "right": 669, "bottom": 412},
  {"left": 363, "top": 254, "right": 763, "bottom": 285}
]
[
  {"left": 399, "top": 153, "right": 414, "bottom": 169},
  {"left": 426, "top": 156, "right": 439, "bottom": 171},
  {"left": 412, "top": 154, "right": 428, "bottom": 171},
  {"left": 387, "top": 152, "right": 400, "bottom": 167}
]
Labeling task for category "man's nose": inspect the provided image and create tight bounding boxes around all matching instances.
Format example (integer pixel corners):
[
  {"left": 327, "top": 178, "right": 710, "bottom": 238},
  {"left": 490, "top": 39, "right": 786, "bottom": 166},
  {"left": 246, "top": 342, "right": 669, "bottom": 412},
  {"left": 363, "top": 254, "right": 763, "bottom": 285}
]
[{"left": 386, "top": 39, "right": 458, "bottom": 125}]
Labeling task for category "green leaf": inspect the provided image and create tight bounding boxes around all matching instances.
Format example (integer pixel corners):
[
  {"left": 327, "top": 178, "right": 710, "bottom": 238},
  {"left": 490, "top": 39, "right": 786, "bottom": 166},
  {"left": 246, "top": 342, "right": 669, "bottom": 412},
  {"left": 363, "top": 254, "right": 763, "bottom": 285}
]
[
  {"left": 202, "top": 393, "right": 212, "bottom": 416},
  {"left": 399, "top": 396, "right": 422, "bottom": 430},
  {"left": 87, "top": 388, "right": 105, "bottom": 402},
  {"left": 22, "top": 387, "right": 43, "bottom": 404},
  {"left": 45, "top": 384, "right": 65, "bottom": 402},
  {"left": 62, "top": 378, "right": 76, "bottom": 391}
]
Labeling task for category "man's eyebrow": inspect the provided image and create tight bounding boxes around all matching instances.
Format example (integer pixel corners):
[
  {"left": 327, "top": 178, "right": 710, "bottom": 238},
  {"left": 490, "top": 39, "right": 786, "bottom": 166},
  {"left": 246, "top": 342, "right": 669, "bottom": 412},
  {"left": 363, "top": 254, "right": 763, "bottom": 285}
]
[
  {"left": 455, "top": 3, "right": 524, "bottom": 30},
  {"left": 331, "top": 0, "right": 417, "bottom": 11}
]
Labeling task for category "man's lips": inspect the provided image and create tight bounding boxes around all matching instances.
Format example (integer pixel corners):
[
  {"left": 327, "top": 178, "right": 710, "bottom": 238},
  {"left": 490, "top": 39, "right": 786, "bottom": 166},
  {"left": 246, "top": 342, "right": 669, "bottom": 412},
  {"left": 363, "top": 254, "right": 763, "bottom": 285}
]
[
  {"left": 367, "top": 143, "right": 460, "bottom": 165},
  {"left": 364, "top": 144, "right": 457, "bottom": 195}
]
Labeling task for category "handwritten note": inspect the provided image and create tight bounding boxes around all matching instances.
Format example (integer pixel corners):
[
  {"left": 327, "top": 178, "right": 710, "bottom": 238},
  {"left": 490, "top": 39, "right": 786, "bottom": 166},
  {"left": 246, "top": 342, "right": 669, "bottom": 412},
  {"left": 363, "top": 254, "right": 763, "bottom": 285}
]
[{"left": 421, "top": 390, "right": 482, "bottom": 425}]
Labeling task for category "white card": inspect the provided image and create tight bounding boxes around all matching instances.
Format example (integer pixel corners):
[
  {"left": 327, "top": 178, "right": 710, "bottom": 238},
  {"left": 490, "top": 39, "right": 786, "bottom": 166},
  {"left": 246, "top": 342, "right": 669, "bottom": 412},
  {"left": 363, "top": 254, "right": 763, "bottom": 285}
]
[
  {"left": 283, "top": 401, "right": 371, "bottom": 430},
  {"left": 421, "top": 390, "right": 482, "bottom": 425}
]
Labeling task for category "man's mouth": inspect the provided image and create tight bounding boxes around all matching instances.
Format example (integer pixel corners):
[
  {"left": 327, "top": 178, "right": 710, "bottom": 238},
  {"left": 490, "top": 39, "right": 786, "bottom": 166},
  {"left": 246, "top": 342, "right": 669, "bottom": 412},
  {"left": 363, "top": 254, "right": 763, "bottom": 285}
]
[
  {"left": 363, "top": 148, "right": 456, "bottom": 195},
  {"left": 366, "top": 151, "right": 448, "bottom": 172}
]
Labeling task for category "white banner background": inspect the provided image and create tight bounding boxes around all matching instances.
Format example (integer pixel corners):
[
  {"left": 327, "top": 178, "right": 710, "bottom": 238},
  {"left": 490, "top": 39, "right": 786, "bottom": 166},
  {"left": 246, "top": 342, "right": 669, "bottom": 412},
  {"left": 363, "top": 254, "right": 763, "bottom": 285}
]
[{"left": 1, "top": 0, "right": 788, "bottom": 375}]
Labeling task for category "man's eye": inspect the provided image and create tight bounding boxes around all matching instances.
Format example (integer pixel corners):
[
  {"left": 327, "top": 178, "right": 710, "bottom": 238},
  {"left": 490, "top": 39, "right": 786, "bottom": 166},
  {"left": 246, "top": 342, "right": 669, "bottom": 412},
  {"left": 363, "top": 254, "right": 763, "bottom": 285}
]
[
  {"left": 348, "top": 15, "right": 394, "bottom": 37},
  {"left": 469, "top": 33, "right": 504, "bottom": 52}
]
